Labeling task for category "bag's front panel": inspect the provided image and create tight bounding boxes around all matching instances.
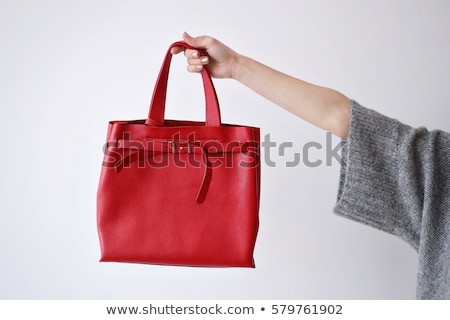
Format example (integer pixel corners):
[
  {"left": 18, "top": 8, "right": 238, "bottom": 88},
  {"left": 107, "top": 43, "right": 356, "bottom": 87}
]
[{"left": 97, "top": 131, "right": 260, "bottom": 267}]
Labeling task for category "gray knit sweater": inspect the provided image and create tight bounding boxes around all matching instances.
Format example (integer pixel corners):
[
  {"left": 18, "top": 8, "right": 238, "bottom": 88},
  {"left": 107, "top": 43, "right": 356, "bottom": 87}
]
[{"left": 334, "top": 100, "right": 450, "bottom": 299}]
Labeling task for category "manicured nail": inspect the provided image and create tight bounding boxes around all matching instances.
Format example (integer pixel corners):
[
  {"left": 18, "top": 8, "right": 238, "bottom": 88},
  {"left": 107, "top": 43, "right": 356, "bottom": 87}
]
[
  {"left": 201, "top": 57, "right": 209, "bottom": 63},
  {"left": 196, "top": 65, "right": 203, "bottom": 70},
  {"left": 192, "top": 51, "right": 198, "bottom": 58}
]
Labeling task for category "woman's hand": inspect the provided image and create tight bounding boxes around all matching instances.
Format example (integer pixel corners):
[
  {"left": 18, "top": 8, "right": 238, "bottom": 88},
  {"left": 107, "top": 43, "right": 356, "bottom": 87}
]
[
  {"left": 171, "top": 32, "right": 350, "bottom": 138},
  {"left": 171, "top": 32, "right": 240, "bottom": 79}
]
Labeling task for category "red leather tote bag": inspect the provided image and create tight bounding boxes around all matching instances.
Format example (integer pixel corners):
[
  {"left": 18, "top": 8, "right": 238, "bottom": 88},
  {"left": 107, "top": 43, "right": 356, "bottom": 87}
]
[{"left": 97, "top": 42, "right": 260, "bottom": 267}]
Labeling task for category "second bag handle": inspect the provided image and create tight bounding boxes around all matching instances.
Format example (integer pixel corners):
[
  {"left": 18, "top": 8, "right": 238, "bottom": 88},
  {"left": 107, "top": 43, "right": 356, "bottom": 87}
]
[{"left": 145, "top": 41, "right": 222, "bottom": 127}]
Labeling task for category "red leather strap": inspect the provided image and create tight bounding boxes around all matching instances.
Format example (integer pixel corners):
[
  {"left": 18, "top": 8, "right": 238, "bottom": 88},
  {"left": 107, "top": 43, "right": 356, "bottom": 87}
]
[
  {"left": 146, "top": 41, "right": 222, "bottom": 127},
  {"left": 195, "top": 149, "right": 211, "bottom": 203}
]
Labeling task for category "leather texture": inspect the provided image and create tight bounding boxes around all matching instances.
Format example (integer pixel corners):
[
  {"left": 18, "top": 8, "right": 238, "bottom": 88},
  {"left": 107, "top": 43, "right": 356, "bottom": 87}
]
[{"left": 97, "top": 41, "right": 260, "bottom": 267}]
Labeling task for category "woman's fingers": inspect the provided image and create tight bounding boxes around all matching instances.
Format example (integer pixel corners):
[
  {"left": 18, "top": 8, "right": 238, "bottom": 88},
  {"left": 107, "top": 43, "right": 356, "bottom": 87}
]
[
  {"left": 170, "top": 46, "right": 184, "bottom": 55},
  {"left": 184, "top": 49, "right": 199, "bottom": 58},
  {"left": 188, "top": 55, "right": 209, "bottom": 72},
  {"left": 171, "top": 32, "right": 222, "bottom": 74},
  {"left": 170, "top": 46, "right": 199, "bottom": 57},
  {"left": 171, "top": 46, "right": 208, "bottom": 73},
  {"left": 187, "top": 56, "right": 209, "bottom": 66}
]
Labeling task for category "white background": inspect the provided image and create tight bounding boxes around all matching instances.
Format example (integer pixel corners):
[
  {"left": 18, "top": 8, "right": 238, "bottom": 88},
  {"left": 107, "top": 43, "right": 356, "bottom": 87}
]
[{"left": 1, "top": 0, "right": 449, "bottom": 299}]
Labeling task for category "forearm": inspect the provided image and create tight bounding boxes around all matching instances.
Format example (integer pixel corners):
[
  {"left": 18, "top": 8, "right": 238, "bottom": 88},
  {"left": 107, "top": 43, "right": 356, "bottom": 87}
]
[{"left": 231, "top": 55, "right": 351, "bottom": 138}]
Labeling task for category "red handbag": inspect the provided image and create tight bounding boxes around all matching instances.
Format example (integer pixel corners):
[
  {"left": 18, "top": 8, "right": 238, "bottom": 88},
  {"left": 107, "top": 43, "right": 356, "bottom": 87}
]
[{"left": 97, "top": 41, "right": 260, "bottom": 267}]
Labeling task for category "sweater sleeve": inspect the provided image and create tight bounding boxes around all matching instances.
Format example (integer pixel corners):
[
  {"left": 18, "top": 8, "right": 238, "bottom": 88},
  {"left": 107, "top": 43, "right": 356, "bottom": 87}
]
[{"left": 334, "top": 100, "right": 450, "bottom": 299}]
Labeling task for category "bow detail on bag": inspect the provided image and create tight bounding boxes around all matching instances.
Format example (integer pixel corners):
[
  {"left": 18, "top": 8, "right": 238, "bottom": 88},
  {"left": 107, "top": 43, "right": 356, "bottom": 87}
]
[{"left": 111, "top": 139, "right": 212, "bottom": 204}]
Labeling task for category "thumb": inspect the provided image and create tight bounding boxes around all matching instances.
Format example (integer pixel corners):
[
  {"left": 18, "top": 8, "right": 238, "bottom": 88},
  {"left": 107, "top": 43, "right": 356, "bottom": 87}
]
[{"left": 183, "top": 32, "right": 213, "bottom": 50}]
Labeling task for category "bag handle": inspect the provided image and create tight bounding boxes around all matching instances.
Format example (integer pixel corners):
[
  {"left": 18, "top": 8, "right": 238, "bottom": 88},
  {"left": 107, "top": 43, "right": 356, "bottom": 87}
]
[{"left": 145, "top": 41, "right": 222, "bottom": 127}]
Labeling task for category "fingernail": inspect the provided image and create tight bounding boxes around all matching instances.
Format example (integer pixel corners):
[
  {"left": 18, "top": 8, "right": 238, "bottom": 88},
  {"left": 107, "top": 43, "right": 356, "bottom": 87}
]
[
  {"left": 201, "top": 57, "right": 209, "bottom": 63},
  {"left": 196, "top": 65, "right": 203, "bottom": 70},
  {"left": 192, "top": 51, "right": 198, "bottom": 58}
]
